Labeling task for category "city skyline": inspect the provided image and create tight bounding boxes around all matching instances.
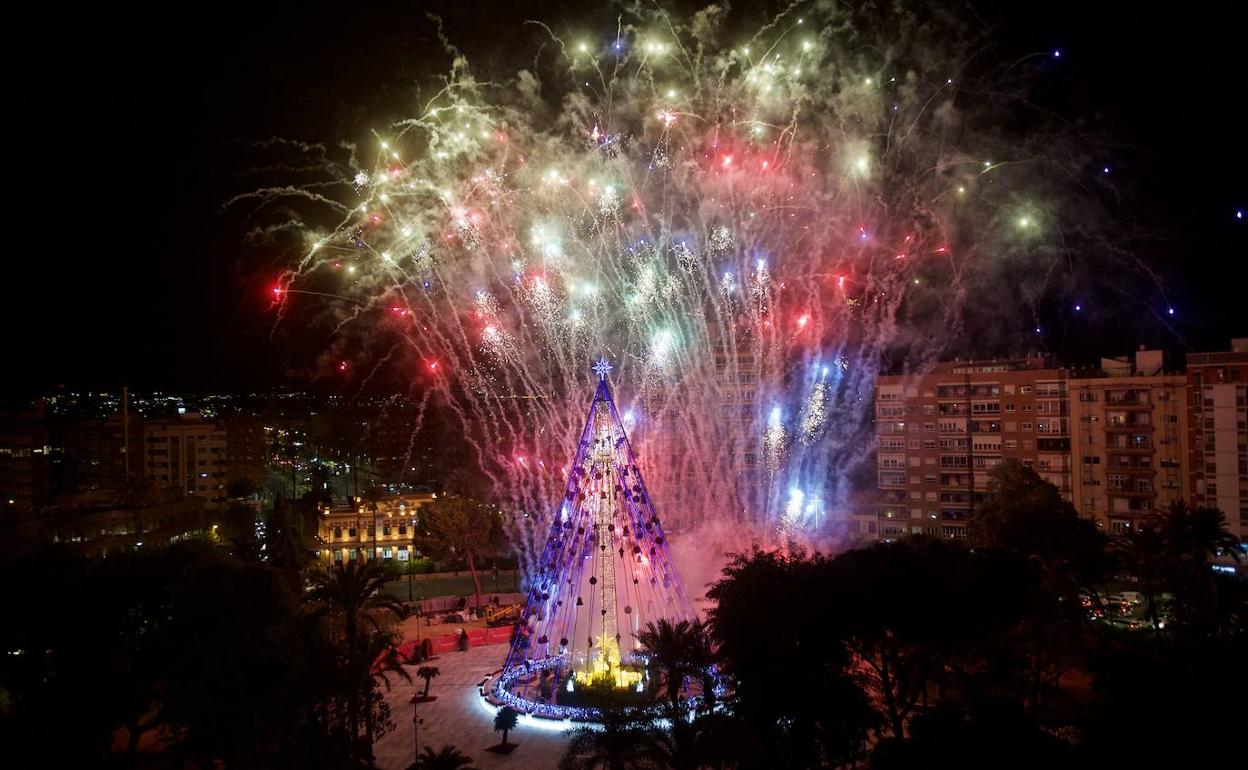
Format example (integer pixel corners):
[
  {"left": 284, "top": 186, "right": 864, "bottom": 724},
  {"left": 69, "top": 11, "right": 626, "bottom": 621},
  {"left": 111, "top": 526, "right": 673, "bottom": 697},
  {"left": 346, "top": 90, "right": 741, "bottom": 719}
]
[{"left": 2, "top": 5, "right": 1245, "bottom": 767}]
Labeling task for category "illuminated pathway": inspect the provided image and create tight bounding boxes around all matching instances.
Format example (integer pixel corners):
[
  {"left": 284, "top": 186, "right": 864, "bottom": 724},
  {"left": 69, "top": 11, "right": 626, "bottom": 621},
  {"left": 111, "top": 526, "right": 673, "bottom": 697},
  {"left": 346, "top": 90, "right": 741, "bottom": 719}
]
[{"left": 373, "top": 644, "right": 572, "bottom": 770}]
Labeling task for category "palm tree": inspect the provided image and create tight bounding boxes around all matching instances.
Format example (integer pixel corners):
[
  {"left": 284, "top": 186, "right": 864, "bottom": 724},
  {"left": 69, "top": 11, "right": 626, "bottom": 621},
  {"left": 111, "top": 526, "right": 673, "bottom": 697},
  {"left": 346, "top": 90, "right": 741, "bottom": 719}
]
[
  {"left": 307, "top": 559, "right": 408, "bottom": 752},
  {"left": 1159, "top": 502, "right": 1242, "bottom": 565},
  {"left": 684, "top": 619, "right": 717, "bottom": 709},
  {"left": 1115, "top": 519, "right": 1168, "bottom": 641},
  {"left": 360, "top": 628, "right": 412, "bottom": 751},
  {"left": 1155, "top": 501, "right": 1242, "bottom": 635},
  {"left": 641, "top": 700, "right": 708, "bottom": 770},
  {"left": 416, "top": 665, "right": 441, "bottom": 698},
  {"left": 636, "top": 619, "right": 699, "bottom": 705},
  {"left": 493, "top": 705, "right": 518, "bottom": 747},
  {"left": 362, "top": 485, "right": 385, "bottom": 561},
  {"left": 560, "top": 709, "right": 659, "bottom": 770},
  {"left": 1024, "top": 553, "right": 1084, "bottom": 714},
  {"left": 308, "top": 558, "right": 408, "bottom": 642},
  {"left": 411, "top": 744, "right": 478, "bottom": 770}
]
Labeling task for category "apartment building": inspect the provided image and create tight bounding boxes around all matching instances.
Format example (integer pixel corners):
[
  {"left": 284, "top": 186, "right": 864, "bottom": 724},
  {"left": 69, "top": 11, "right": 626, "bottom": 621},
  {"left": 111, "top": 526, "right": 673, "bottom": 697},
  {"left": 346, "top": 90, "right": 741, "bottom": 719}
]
[
  {"left": 222, "top": 416, "right": 267, "bottom": 491},
  {"left": 9, "top": 494, "right": 211, "bottom": 559},
  {"left": 1069, "top": 349, "right": 1188, "bottom": 535},
  {"left": 875, "top": 356, "right": 1071, "bottom": 541},
  {"left": 0, "top": 409, "right": 53, "bottom": 510},
  {"left": 143, "top": 412, "right": 228, "bottom": 503},
  {"left": 1187, "top": 339, "right": 1248, "bottom": 538},
  {"left": 60, "top": 413, "right": 142, "bottom": 495}
]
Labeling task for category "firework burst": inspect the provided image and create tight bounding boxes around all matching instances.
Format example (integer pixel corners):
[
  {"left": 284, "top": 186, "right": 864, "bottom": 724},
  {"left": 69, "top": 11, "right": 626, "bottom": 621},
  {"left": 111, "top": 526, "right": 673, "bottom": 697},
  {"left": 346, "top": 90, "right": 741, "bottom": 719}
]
[{"left": 258, "top": 4, "right": 1149, "bottom": 562}]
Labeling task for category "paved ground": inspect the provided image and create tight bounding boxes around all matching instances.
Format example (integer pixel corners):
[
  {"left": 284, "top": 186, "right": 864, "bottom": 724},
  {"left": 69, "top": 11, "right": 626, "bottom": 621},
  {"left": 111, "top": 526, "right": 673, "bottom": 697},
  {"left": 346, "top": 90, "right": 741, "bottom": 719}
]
[{"left": 373, "top": 644, "right": 573, "bottom": 770}]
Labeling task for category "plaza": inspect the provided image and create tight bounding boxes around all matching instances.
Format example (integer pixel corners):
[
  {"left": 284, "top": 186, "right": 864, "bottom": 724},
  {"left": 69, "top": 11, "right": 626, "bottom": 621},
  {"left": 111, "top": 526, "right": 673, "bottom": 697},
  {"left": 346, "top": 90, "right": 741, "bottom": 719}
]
[{"left": 374, "top": 642, "right": 571, "bottom": 770}]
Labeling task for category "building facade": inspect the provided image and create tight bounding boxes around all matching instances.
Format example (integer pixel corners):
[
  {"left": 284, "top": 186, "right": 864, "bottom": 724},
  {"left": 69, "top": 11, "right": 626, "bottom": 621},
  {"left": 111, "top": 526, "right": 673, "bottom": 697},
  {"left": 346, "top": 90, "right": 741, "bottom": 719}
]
[
  {"left": 143, "top": 413, "right": 228, "bottom": 504},
  {"left": 59, "top": 413, "right": 142, "bottom": 496},
  {"left": 1186, "top": 339, "right": 1248, "bottom": 538},
  {"left": 314, "top": 493, "right": 436, "bottom": 564},
  {"left": 875, "top": 341, "right": 1247, "bottom": 543},
  {"left": 875, "top": 356, "right": 1071, "bottom": 541},
  {"left": 1069, "top": 350, "right": 1188, "bottom": 535},
  {"left": 222, "top": 416, "right": 267, "bottom": 492},
  {"left": 0, "top": 409, "right": 53, "bottom": 511}
]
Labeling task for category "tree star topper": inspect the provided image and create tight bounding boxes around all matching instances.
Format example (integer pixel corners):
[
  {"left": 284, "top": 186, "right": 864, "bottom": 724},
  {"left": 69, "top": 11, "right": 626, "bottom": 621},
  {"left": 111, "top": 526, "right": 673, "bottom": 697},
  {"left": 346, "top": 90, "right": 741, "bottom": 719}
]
[{"left": 593, "top": 356, "right": 613, "bottom": 380}]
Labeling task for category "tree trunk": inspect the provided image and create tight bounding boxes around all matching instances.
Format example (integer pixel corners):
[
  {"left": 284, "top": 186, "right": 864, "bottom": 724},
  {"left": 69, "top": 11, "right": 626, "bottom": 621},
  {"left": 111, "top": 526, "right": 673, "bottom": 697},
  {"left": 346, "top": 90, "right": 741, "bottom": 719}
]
[
  {"left": 879, "top": 656, "right": 904, "bottom": 738},
  {"left": 124, "top": 720, "right": 143, "bottom": 765},
  {"left": 502, "top": 728, "right": 509, "bottom": 746},
  {"left": 347, "top": 618, "right": 360, "bottom": 749},
  {"left": 1031, "top": 623, "right": 1044, "bottom": 716},
  {"left": 466, "top": 550, "right": 483, "bottom": 614},
  {"left": 364, "top": 689, "right": 376, "bottom": 764},
  {"left": 1144, "top": 574, "right": 1162, "bottom": 645}
]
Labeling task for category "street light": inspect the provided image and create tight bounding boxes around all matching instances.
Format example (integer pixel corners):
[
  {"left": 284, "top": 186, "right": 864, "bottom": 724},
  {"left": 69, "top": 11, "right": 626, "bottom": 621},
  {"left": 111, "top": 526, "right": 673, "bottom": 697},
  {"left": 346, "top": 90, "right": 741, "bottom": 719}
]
[{"left": 409, "top": 693, "right": 424, "bottom": 766}]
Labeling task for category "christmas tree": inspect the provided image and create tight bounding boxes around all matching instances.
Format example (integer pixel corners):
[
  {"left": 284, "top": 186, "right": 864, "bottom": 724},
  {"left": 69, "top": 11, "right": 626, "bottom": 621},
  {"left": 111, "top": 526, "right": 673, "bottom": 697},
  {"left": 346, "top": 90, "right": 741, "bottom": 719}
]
[{"left": 488, "top": 358, "right": 695, "bottom": 719}]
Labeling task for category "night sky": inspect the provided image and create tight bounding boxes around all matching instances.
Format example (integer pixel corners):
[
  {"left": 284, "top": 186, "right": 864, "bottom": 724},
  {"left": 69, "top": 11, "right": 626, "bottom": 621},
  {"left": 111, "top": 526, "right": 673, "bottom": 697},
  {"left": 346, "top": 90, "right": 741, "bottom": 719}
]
[{"left": 8, "top": 0, "right": 1245, "bottom": 396}]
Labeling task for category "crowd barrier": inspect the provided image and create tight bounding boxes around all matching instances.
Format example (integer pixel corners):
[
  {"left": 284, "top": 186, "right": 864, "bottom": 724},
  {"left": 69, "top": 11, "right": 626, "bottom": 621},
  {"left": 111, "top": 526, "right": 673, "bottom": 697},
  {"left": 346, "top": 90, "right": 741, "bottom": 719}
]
[{"left": 380, "top": 624, "right": 514, "bottom": 671}]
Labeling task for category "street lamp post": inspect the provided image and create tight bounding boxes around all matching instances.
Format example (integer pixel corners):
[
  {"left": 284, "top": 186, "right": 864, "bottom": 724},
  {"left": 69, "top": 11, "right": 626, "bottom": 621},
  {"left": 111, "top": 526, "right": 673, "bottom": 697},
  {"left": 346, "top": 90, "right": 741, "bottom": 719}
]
[{"left": 409, "top": 693, "right": 424, "bottom": 766}]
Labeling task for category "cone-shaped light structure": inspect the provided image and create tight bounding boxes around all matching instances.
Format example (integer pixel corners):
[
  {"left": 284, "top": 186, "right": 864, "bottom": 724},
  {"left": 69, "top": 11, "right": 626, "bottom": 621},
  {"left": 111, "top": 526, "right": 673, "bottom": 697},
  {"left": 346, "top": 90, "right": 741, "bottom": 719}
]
[{"left": 489, "top": 359, "right": 694, "bottom": 718}]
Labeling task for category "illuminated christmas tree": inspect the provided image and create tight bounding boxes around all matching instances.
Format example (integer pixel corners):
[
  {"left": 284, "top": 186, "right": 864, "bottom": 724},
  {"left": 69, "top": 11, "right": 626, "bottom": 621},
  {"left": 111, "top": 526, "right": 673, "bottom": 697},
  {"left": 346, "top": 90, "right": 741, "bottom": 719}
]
[{"left": 487, "top": 358, "right": 695, "bottom": 719}]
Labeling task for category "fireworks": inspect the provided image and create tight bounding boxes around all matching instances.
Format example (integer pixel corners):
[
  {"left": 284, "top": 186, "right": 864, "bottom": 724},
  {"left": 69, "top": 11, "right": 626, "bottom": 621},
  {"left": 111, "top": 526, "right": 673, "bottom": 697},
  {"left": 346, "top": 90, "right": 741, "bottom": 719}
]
[
  {"left": 261, "top": 4, "right": 1146, "bottom": 562},
  {"left": 799, "top": 370, "right": 829, "bottom": 446}
]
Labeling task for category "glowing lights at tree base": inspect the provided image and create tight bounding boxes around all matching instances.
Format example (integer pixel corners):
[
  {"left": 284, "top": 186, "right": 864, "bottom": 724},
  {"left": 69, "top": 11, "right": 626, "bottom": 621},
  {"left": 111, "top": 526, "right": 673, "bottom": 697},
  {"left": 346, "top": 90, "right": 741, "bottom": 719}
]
[{"left": 572, "top": 636, "right": 644, "bottom": 691}]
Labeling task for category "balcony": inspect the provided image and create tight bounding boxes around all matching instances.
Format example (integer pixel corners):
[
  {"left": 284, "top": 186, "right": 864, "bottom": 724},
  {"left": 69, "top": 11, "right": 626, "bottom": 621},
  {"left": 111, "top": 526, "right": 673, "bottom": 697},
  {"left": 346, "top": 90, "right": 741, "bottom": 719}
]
[
  {"left": 1104, "top": 422, "right": 1153, "bottom": 433},
  {"left": 1107, "top": 488, "right": 1156, "bottom": 498},
  {"left": 1106, "top": 444, "right": 1153, "bottom": 454}
]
